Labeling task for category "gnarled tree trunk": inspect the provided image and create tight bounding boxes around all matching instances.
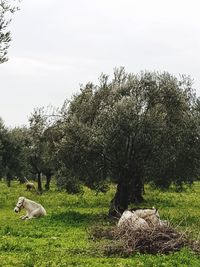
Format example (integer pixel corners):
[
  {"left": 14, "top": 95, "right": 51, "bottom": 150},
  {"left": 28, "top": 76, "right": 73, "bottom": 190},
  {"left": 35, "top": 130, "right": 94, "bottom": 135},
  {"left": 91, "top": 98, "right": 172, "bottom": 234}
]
[
  {"left": 109, "top": 176, "right": 145, "bottom": 218},
  {"left": 109, "top": 182, "right": 129, "bottom": 218},
  {"left": 37, "top": 172, "right": 43, "bottom": 192},
  {"left": 6, "top": 173, "right": 12, "bottom": 187},
  {"left": 45, "top": 174, "right": 52, "bottom": 191},
  {"left": 128, "top": 176, "right": 144, "bottom": 204}
]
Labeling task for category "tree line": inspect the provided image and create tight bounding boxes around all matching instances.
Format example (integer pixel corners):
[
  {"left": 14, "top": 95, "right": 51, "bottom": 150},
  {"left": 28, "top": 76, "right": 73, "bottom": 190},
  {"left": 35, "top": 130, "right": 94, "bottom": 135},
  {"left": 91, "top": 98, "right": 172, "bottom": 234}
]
[
  {"left": 1, "top": 0, "right": 200, "bottom": 216},
  {"left": 1, "top": 68, "right": 200, "bottom": 216}
]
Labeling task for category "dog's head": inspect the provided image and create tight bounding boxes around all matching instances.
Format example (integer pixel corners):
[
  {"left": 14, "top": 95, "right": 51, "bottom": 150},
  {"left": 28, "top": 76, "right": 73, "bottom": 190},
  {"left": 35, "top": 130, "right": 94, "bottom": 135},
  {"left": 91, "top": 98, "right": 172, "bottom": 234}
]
[{"left": 14, "top": 197, "right": 25, "bottom": 213}]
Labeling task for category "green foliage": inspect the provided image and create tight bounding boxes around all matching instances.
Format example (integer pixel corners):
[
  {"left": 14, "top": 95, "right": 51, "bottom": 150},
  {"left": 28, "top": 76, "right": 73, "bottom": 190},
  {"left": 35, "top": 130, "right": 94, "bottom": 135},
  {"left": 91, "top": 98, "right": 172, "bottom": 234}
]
[
  {"left": 0, "top": 118, "right": 7, "bottom": 176},
  {"left": 0, "top": 0, "right": 19, "bottom": 63},
  {"left": 0, "top": 119, "right": 29, "bottom": 185},
  {"left": 28, "top": 107, "right": 59, "bottom": 190},
  {"left": 0, "top": 181, "right": 200, "bottom": 266},
  {"left": 57, "top": 68, "right": 200, "bottom": 214},
  {"left": 57, "top": 170, "right": 83, "bottom": 194}
]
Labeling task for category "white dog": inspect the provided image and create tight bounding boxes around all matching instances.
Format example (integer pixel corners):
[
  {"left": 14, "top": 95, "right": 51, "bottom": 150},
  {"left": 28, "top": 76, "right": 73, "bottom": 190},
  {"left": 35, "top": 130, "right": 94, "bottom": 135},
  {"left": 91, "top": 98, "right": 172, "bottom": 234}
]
[
  {"left": 14, "top": 196, "right": 47, "bottom": 220},
  {"left": 118, "top": 208, "right": 164, "bottom": 229},
  {"left": 133, "top": 207, "right": 161, "bottom": 227},
  {"left": 117, "top": 210, "right": 149, "bottom": 229}
]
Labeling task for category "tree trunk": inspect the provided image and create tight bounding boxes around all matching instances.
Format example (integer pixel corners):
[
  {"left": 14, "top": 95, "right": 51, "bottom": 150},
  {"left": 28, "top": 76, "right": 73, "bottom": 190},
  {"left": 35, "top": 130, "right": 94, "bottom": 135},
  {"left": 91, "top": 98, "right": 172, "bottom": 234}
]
[
  {"left": 6, "top": 173, "right": 12, "bottom": 187},
  {"left": 37, "top": 172, "right": 43, "bottom": 192},
  {"left": 108, "top": 182, "right": 129, "bottom": 218},
  {"left": 128, "top": 176, "right": 144, "bottom": 204},
  {"left": 45, "top": 174, "right": 51, "bottom": 191}
]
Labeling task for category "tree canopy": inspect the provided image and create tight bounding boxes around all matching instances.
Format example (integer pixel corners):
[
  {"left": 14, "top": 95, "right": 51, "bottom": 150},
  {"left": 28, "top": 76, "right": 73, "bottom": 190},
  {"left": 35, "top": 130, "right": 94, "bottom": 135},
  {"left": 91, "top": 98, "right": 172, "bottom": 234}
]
[
  {"left": 57, "top": 68, "right": 200, "bottom": 216},
  {"left": 1, "top": 68, "right": 200, "bottom": 216},
  {"left": 0, "top": 0, "right": 19, "bottom": 63}
]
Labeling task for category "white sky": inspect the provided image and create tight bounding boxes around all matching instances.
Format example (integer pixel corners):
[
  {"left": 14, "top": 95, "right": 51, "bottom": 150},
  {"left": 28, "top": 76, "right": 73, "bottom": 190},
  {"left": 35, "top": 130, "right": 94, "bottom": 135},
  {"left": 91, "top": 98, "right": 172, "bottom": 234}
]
[{"left": 1, "top": 0, "right": 200, "bottom": 127}]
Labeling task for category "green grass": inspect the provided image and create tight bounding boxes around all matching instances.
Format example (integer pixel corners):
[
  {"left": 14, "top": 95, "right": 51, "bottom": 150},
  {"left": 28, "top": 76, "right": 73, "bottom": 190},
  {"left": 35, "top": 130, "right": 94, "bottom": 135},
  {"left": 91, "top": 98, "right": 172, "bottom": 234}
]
[{"left": 0, "top": 181, "right": 200, "bottom": 266}]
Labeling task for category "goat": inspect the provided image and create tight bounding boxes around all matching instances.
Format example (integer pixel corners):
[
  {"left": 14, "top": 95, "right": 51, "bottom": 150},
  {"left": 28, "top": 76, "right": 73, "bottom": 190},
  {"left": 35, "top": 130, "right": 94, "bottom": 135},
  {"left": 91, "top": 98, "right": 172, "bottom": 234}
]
[{"left": 24, "top": 177, "right": 35, "bottom": 191}]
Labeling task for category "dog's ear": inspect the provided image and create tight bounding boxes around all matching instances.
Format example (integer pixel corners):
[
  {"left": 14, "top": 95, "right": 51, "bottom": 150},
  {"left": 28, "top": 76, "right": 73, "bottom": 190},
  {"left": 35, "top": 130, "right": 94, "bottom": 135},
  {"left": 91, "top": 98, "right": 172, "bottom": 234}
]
[{"left": 151, "top": 207, "right": 158, "bottom": 213}]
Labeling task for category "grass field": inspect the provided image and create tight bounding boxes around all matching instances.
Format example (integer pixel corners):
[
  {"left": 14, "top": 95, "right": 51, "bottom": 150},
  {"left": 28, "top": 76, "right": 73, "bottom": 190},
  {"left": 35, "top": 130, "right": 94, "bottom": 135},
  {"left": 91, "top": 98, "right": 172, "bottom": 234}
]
[{"left": 0, "top": 181, "right": 200, "bottom": 266}]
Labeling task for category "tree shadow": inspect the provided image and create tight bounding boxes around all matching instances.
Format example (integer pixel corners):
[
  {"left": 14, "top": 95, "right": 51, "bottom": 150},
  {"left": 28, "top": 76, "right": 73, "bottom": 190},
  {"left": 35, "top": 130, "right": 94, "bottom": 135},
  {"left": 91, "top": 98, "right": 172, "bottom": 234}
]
[
  {"left": 48, "top": 210, "right": 110, "bottom": 226},
  {"left": 145, "top": 198, "right": 176, "bottom": 208}
]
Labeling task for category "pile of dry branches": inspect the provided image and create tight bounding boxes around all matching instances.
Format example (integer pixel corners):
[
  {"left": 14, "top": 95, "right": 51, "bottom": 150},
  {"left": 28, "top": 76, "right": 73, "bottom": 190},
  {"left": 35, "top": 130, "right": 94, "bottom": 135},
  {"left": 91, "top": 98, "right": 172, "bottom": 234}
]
[{"left": 90, "top": 223, "right": 200, "bottom": 256}]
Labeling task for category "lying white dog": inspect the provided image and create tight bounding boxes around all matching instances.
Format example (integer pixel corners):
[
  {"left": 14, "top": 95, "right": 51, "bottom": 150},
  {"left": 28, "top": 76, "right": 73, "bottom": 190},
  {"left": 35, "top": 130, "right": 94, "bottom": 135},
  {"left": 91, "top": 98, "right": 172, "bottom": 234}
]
[
  {"left": 117, "top": 210, "right": 149, "bottom": 229},
  {"left": 132, "top": 207, "right": 161, "bottom": 227},
  {"left": 118, "top": 208, "right": 165, "bottom": 229},
  {"left": 14, "top": 196, "right": 47, "bottom": 220}
]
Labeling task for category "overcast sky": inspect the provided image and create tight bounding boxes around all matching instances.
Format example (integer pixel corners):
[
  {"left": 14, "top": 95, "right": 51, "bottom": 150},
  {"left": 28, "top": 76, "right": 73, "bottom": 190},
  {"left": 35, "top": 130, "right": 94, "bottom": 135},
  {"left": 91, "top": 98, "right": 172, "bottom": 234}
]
[{"left": 1, "top": 0, "right": 200, "bottom": 127}]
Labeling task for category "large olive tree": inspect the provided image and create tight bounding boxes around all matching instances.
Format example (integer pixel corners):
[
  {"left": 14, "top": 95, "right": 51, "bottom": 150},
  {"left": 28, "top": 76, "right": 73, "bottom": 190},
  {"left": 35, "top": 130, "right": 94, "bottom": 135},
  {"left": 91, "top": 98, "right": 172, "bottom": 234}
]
[{"left": 57, "top": 68, "right": 200, "bottom": 216}]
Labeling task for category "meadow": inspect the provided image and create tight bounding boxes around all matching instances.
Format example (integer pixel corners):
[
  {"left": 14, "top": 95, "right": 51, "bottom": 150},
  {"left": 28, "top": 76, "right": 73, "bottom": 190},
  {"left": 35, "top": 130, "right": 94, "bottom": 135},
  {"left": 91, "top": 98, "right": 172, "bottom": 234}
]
[{"left": 0, "top": 181, "right": 200, "bottom": 266}]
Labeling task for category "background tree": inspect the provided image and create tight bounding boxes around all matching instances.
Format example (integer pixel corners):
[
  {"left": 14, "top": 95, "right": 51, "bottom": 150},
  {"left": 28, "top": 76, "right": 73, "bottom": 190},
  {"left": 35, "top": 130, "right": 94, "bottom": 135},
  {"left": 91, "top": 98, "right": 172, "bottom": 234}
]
[
  {"left": 57, "top": 68, "right": 200, "bottom": 216},
  {"left": 0, "top": 0, "right": 19, "bottom": 63},
  {"left": 0, "top": 120, "right": 29, "bottom": 186},
  {"left": 9, "top": 127, "right": 30, "bottom": 182},
  {"left": 28, "top": 107, "right": 58, "bottom": 191},
  {"left": 42, "top": 124, "right": 58, "bottom": 190},
  {"left": 0, "top": 118, "right": 8, "bottom": 179}
]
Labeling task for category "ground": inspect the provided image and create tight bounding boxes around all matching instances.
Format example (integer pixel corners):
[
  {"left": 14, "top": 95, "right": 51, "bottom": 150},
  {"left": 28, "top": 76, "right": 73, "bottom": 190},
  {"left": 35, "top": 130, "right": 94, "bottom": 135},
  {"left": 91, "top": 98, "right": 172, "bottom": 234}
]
[{"left": 0, "top": 181, "right": 200, "bottom": 266}]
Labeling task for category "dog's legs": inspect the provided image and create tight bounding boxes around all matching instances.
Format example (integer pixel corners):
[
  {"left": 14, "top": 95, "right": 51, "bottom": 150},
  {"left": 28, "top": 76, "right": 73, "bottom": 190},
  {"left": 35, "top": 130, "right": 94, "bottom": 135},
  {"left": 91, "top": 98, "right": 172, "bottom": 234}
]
[
  {"left": 25, "top": 208, "right": 41, "bottom": 220},
  {"left": 26, "top": 213, "right": 38, "bottom": 220},
  {"left": 20, "top": 212, "right": 29, "bottom": 220},
  {"left": 21, "top": 215, "right": 29, "bottom": 220},
  {"left": 25, "top": 215, "right": 35, "bottom": 220}
]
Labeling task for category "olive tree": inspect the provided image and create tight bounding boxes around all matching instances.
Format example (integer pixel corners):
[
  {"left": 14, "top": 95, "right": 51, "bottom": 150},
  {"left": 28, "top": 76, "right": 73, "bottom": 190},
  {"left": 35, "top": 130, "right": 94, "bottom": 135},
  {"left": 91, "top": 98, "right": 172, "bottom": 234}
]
[
  {"left": 57, "top": 68, "right": 200, "bottom": 216},
  {"left": 28, "top": 107, "right": 58, "bottom": 191},
  {"left": 0, "top": 0, "right": 19, "bottom": 63},
  {"left": 0, "top": 119, "right": 29, "bottom": 186}
]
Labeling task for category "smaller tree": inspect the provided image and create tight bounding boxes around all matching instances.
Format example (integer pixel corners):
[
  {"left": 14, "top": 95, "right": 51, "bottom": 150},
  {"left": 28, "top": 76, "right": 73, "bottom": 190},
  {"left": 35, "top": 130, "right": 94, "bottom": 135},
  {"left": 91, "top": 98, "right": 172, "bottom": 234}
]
[
  {"left": 0, "top": 118, "right": 8, "bottom": 180},
  {"left": 42, "top": 125, "right": 58, "bottom": 190},
  {"left": 0, "top": 122, "right": 29, "bottom": 186},
  {"left": 0, "top": 0, "right": 19, "bottom": 63},
  {"left": 28, "top": 107, "right": 59, "bottom": 191}
]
